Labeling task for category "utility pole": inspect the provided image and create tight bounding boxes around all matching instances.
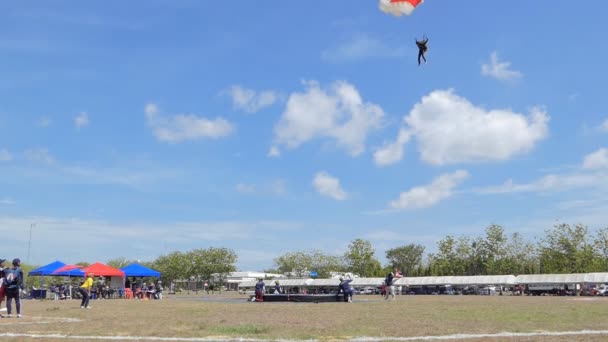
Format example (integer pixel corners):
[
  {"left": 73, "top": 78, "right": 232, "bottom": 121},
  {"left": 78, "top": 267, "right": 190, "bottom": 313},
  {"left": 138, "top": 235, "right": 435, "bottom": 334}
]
[{"left": 27, "top": 223, "right": 36, "bottom": 265}]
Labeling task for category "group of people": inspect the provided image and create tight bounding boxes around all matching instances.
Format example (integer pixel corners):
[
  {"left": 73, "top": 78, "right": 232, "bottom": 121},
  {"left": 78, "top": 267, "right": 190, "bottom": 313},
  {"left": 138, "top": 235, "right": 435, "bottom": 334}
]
[
  {"left": 125, "top": 278, "right": 164, "bottom": 300},
  {"left": 0, "top": 258, "right": 25, "bottom": 318},
  {"left": 253, "top": 278, "right": 284, "bottom": 302},
  {"left": 336, "top": 269, "right": 404, "bottom": 303}
]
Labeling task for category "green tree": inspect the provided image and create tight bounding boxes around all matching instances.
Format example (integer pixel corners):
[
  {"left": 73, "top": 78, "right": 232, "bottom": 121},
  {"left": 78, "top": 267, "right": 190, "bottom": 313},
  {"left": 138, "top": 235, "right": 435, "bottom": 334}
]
[
  {"left": 344, "top": 239, "right": 382, "bottom": 277},
  {"left": 430, "top": 236, "right": 457, "bottom": 275},
  {"left": 274, "top": 250, "right": 345, "bottom": 278},
  {"left": 385, "top": 244, "right": 425, "bottom": 276},
  {"left": 151, "top": 251, "right": 190, "bottom": 286},
  {"left": 539, "top": 223, "right": 597, "bottom": 273},
  {"left": 274, "top": 251, "right": 315, "bottom": 278},
  {"left": 107, "top": 257, "right": 137, "bottom": 269},
  {"left": 594, "top": 227, "right": 608, "bottom": 271},
  {"left": 480, "top": 224, "right": 509, "bottom": 274},
  {"left": 505, "top": 232, "right": 539, "bottom": 274}
]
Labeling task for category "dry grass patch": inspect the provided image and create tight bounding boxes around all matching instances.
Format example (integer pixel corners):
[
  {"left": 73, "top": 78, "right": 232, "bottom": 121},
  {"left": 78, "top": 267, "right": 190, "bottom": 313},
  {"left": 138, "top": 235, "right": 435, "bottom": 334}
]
[{"left": 0, "top": 294, "right": 605, "bottom": 340}]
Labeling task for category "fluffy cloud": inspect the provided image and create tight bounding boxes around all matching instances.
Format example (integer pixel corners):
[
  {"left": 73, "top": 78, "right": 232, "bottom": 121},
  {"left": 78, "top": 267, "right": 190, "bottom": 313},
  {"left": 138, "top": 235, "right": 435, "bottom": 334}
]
[
  {"left": 477, "top": 149, "right": 608, "bottom": 194},
  {"left": 313, "top": 171, "right": 348, "bottom": 201},
  {"left": 374, "top": 129, "right": 411, "bottom": 167},
  {"left": 145, "top": 103, "right": 234, "bottom": 143},
  {"left": 481, "top": 52, "right": 523, "bottom": 82},
  {"left": 0, "top": 149, "right": 12, "bottom": 162},
  {"left": 583, "top": 148, "right": 608, "bottom": 169},
  {"left": 377, "top": 89, "right": 549, "bottom": 166},
  {"left": 389, "top": 170, "right": 469, "bottom": 210},
  {"left": 74, "top": 112, "right": 89, "bottom": 128},
  {"left": 273, "top": 81, "right": 384, "bottom": 156},
  {"left": 321, "top": 35, "right": 407, "bottom": 62},
  {"left": 228, "top": 85, "right": 277, "bottom": 113}
]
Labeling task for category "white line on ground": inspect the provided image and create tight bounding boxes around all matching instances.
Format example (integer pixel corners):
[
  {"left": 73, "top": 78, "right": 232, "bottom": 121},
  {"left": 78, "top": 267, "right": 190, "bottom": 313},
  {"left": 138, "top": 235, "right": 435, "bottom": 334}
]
[{"left": 1, "top": 330, "right": 608, "bottom": 341}]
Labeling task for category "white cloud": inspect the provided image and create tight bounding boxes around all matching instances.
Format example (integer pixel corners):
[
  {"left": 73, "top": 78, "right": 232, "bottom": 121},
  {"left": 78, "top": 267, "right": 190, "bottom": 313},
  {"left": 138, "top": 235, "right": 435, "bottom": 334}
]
[
  {"left": 0, "top": 149, "right": 12, "bottom": 162},
  {"left": 145, "top": 103, "right": 234, "bottom": 143},
  {"left": 236, "top": 183, "right": 256, "bottom": 194},
  {"left": 583, "top": 148, "right": 608, "bottom": 169},
  {"left": 74, "top": 112, "right": 89, "bottom": 128},
  {"left": 37, "top": 116, "right": 51, "bottom": 127},
  {"left": 481, "top": 52, "right": 523, "bottom": 82},
  {"left": 477, "top": 150, "right": 608, "bottom": 194},
  {"left": 267, "top": 146, "right": 281, "bottom": 158},
  {"left": 0, "top": 198, "right": 15, "bottom": 205},
  {"left": 313, "top": 171, "right": 348, "bottom": 201},
  {"left": 374, "top": 128, "right": 411, "bottom": 167},
  {"left": 601, "top": 119, "right": 608, "bottom": 132},
  {"left": 228, "top": 85, "right": 277, "bottom": 113},
  {"left": 476, "top": 172, "right": 608, "bottom": 194},
  {"left": 389, "top": 170, "right": 469, "bottom": 210},
  {"left": 24, "top": 148, "right": 55, "bottom": 164},
  {"left": 380, "top": 89, "right": 549, "bottom": 166},
  {"left": 273, "top": 80, "right": 384, "bottom": 156},
  {"left": 321, "top": 35, "right": 407, "bottom": 62}
]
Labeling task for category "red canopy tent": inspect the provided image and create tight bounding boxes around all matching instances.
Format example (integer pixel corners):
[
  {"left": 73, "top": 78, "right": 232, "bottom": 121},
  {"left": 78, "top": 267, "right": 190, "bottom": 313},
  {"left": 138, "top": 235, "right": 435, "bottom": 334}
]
[{"left": 82, "top": 262, "right": 125, "bottom": 278}]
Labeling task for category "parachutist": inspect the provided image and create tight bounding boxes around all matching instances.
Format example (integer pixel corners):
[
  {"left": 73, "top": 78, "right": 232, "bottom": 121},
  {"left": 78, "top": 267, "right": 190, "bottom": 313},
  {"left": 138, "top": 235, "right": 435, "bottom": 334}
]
[{"left": 416, "top": 36, "right": 428, "bottom": 65}]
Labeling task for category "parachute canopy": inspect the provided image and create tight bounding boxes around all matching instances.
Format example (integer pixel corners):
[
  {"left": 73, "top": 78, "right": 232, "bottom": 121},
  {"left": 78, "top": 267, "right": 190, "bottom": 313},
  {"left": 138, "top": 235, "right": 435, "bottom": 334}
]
[{"left": 379, "top": 0, "right": 423, "bottom": 16}]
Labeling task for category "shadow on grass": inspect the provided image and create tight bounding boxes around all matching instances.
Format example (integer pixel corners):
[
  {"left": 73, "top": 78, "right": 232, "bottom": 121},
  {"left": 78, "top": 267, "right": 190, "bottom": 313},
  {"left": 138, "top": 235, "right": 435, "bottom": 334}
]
[{"left": 213, "top": 324, "right": 270, "bottom": 335}]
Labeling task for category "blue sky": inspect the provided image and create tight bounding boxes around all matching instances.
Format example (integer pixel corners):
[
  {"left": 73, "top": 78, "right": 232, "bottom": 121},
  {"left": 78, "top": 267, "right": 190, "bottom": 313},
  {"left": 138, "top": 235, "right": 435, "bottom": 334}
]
[{"left": 1, "top": 1, "right": 607, "bottom": 271}]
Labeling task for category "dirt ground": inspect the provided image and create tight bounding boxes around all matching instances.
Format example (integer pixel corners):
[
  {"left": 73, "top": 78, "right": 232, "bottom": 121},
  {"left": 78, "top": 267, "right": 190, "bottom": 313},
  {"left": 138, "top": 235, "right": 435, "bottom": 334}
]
[{"left": 0, "top": 293, "right": 607, "bottom": 341}]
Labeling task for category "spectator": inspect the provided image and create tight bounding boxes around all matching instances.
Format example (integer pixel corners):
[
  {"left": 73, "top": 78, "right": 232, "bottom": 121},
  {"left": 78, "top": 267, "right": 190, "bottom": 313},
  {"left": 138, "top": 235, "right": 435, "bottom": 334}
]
[
  {"left": 155, "top": 280, "right": 163, "bottom": 300},
  {"left": 0, "top": 259, "right": 6, "bottom": 316},
  {"left": 4, "top": 258, "right": 24, "bottom": 318}
]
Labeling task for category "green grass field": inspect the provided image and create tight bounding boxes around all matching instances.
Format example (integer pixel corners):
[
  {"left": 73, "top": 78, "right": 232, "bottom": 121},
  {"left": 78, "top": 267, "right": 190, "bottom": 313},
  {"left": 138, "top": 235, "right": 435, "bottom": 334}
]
[{"left": 1, "top": 294, "right": 607, "bottom": 341}]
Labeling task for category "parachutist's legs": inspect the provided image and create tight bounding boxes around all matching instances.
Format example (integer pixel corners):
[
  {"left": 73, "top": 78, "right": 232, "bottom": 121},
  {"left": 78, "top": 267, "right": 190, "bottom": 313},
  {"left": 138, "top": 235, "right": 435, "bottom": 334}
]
[
  {"left": 418, "top": 51, "right": 423, "bottom": 65},
  {"left": 422, "top": 53, "right": 426, "bottom": 64}
]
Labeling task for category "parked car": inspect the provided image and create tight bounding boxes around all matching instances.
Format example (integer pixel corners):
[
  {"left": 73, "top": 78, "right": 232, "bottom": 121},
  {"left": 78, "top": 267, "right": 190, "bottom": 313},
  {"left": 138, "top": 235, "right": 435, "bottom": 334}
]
[{"left": 595, "top": 285, "right": 608, "bottom": 296}]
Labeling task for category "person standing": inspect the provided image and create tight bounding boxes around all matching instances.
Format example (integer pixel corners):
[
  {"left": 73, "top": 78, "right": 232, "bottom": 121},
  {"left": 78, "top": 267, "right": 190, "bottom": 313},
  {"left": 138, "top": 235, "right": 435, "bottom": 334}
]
[
  {"left": 273, "top": 280, "right": 283, "bottom": 294},
  {"left": 337, "top": 275, "right": 353, "bottom": 303},
  {"left": 4, "top": 258, "right": 24, "bottom": 318},
  {"left": 384, "top": 269, "right": 403, "bottom": 301},
  {"left": 79, "top": 273, "right": 94, "bottom": 309},
  {"left": 0, "top": 259, "right": 6, "bottom": 317},
  {"left": 254, "top": 278, "right": 265, "bottom": 302}
]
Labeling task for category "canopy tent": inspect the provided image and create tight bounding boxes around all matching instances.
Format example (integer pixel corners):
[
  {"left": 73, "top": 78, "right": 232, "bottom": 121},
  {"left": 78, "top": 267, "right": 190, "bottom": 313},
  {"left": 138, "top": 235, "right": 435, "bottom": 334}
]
[
  {"left": 53, "top": 264, "right": 86, "bottom": 277},
  {"left": 28, "top": 260, "right": 66, "bottom": 276},
  {"left": 239, "top": 279, "right": 313, "bottom": 288},
  {"left": 120, "top": 263, "right": 160, "bottom": 278},
  {"left": 515, "top": 273, "right": 586, "bottom": 284},
  {"left": 82, "top": 262, "right": 125, "bottom": 278},
  {"left": 584, "top": 273, "right": 608, "bottom": 284}
]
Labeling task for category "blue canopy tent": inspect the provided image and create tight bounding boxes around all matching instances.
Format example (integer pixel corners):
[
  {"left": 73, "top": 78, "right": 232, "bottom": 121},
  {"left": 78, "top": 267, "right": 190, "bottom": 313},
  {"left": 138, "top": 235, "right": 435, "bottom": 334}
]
[
  {"left": 120, "top": 264, "right": 161, "bottom": 278},
  {"left": 27, "top": 260, "right": 67, "bottom": 299},
  {"left": 28, "top": 260, "right": 66, "bottom": 276}
]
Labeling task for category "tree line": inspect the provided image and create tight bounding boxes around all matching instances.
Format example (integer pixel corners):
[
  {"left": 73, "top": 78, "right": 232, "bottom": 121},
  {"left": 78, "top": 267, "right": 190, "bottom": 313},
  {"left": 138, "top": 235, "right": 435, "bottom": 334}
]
[
  {"left": 268, "top": 223, "right": 608, "bottom": 278},
  {"left": 23, "top": 223, "right": 608, "bottom": 289}
]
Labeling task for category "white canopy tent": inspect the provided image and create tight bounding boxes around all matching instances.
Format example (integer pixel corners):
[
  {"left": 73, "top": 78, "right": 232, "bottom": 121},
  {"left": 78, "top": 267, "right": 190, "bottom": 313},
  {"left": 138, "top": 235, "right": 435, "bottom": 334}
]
[
  {"left": 515, "top": 273, "right": 586, "bottom": 284},
  {"left": 583, "top": 273, "right": 608, "bottom": 284}
]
